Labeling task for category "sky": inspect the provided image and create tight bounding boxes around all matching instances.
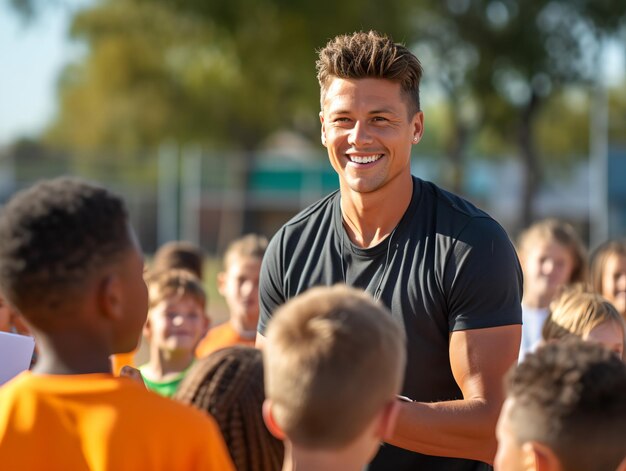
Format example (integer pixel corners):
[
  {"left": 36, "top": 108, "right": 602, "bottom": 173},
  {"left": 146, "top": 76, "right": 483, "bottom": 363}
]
[
  {"left": 0, "top": 1, "right": 624, "bottom": 149},
  {"left": 0, "top": 0, "right": 90, "bottom": 147}
]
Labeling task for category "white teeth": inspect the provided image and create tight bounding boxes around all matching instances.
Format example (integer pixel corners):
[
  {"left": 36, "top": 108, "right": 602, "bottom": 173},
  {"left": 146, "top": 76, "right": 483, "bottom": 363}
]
[{"left": 349, "top": 154, "right": 382, "bottom": 164}]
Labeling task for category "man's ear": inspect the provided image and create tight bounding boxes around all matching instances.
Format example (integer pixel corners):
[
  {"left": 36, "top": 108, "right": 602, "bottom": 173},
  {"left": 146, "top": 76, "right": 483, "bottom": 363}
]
[
  {"left": 262, "top": 399, "right": 286, "bottom": 440},
  {"left": 616, "top": 456, "right": 626, "bottom": 471},
  {"left": 411, "top": 111, "right": 425, "bottom": 145},
  {"left": 375, "top": 400, "right": 401, "bottom": 441},
  {"left": 524, "top": 441, "right": 562, "bottom": 471},
  {"left": 319, "top": 111, "right": 327, "bottom": 147}
]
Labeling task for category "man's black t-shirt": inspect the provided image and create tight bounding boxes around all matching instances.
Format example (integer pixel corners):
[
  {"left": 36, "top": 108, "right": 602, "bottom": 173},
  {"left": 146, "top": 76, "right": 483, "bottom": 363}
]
[{"left": 258, "top": 176, "right": 522, "bottom": 471}]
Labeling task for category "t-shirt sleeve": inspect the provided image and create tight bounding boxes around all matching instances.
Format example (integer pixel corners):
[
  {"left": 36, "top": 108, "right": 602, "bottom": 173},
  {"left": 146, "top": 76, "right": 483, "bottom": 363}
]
[
  {"left": 443, "top": 217, "right": 523, "bottom": 331},
  {"left": 257, "top": 229, "right": 286, "bottom": 336},
  {"left": 191, "top": 411, "right": 237, "bottom": 471}
]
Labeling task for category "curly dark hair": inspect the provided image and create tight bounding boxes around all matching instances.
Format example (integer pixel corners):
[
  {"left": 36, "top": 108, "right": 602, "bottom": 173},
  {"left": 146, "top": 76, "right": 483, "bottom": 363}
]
[
  {"left": 316, "top": 30, "right": 423, "bottom": 116},
  {"left": 175, "top": 346, "right": 283, "bottom": 471},
  {"left": 0, "top": 177, "right": 132, "bottom": 314},
  {"left": 507, "top": 340, "right": 626, "bottom": 471}
]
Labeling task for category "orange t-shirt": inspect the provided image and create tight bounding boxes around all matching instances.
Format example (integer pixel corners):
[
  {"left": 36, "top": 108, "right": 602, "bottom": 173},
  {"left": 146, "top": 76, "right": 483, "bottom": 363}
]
[
  {"left": 195, "top": 322, "right": 256, "bottom": 357},
  {"left": 0, "top": 372, "right": 236, "bottom": 471},
  {"left": 110, "top": 351, "right": 136, "bottom": 375}
]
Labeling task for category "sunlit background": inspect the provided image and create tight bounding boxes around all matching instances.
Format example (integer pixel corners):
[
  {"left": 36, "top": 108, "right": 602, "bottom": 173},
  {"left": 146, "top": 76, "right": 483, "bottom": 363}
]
[{"left": 2, "top": 0, "right": 625, "bottom": 258}]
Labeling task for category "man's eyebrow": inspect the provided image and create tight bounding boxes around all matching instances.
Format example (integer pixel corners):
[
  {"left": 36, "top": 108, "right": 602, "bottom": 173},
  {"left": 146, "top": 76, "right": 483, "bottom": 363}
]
[{"left": 368, "top": 107, "right": 397, "bottom": 115}]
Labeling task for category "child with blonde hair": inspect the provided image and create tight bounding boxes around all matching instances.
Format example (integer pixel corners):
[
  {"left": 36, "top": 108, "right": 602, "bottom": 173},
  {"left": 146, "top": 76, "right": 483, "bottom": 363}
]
[
  {"left": 139, "top": 269, "right": 210, "bottom": 397},
  {"left": 542, "top": 284, "right": 625, "bottom": 358},
  {"left": 590, "top": 239, "right": 626, "bottom": 322},
  {"left": 262, "top": 285, "right": 406, "bottom": 471},
  {"left": 516, "top": 218, "right": 587, "bottom": 361}
]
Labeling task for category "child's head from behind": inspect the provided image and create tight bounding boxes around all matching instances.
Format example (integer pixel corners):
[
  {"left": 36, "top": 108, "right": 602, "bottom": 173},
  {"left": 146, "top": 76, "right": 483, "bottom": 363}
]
[
  {"left": 590, "top": 240, "right": 626, "bottom": 319},
  {"left": 145, "top": 269, "right": 209, "bottom": 354},
  {"left": 0, "top": 178, "right": 147, "bottom": 353},
  {"left": 175, "top": 346, "right": 283, "bottom": 471},
  {"left": 263, "top": 285, "right": 406, "bottom": 452},
  {"left": 543, "top": 284, "right": 625, "bottom": 358},
  {"left": 219, "top": 234, "right": 268, "bottom": 332},
  {"left": 152, "top": 241, "right": 205, "bottom": 280},
  {"left": 517, "top": 219, "right": 587, "bottom": 307}
]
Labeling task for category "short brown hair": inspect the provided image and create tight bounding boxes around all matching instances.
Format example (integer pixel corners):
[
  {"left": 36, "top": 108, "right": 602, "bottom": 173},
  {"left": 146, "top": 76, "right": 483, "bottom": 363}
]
[
  {"left": 516, "top": 218, "right": 587, "bottom": 283},
  {"left": 543, "top": 284, "right": 625, "bottom": 344},
  {"left": 147, "top": 269, "right": 207, "bottom": 311},
  {"left": 263, "top": 285, "right": 406, "bottom": 448},
  {"left": 590, "top": 239, "right": 626, "bottom": 295},
  {"left": 506, "top": 340, "right": 626, "bottom": 471},
  {"left": 152, "top": 241, "right": 204, "bottom": 280},
  {"left": 316, "top": 31, "right": 423, "bottom": 117},
  {"left": 223, "top": 234, "right": 268, "bottom": 270}
]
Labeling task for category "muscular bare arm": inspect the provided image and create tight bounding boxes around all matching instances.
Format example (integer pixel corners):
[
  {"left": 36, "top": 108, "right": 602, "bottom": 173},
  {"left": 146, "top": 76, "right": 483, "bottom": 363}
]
[{"left": 387, "top": 324, "right": 520, "bottom": 464}]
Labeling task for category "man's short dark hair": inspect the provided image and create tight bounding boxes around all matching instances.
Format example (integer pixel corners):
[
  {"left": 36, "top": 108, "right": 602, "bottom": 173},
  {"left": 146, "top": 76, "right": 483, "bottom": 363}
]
[
  {"left": 316, "top": 30, "right": 423, "bottom": 117},
  {"left": 0, "top": 177, "right": 132, "bottom": 315},
  {"left": 507, "top": 340, "right": 626, "bottom": 471}
]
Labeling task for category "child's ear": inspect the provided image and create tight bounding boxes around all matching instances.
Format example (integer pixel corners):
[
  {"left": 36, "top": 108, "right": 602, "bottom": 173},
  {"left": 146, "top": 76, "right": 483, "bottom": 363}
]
[
  {"left": 262, "top": 399, "right": 285, "bottom": 440},
  {"left": 375, "top": 400, "right": 401, "bottom": 441},
  {"left": 98, "top": 274, "right": 123, "bottom": 321},
  {"left": 142, "top": 316, "right": 152, "bottom": 339},
  {"left": 524, "top": 441, "right": 562, "bottom": 471},
  {"left": 216, "top": 271, "right": 227, "bottom": 296}
]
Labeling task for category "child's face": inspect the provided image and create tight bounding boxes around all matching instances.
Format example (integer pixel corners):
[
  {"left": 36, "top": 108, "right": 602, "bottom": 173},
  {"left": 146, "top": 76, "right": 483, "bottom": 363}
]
[
  {"left": 218, "top": 255, "right": 262, "bottom": 331},
  {"left": 600, "top": 253, "right": 626, "bottom": 316},
  {"left": 583, "top": 320, "right": 624, "bottom": 359},
  {"left": 521, "top": 239, "right": 575, "bottom": 303},
  {"left": 146, "top": 295, "right": 208, "bottom": 353}
]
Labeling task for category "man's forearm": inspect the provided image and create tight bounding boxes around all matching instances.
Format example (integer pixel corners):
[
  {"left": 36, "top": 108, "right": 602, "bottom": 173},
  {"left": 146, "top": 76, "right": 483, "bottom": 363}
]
[{"left": 387, "top": 397, "right": 500, "bottom": 464}]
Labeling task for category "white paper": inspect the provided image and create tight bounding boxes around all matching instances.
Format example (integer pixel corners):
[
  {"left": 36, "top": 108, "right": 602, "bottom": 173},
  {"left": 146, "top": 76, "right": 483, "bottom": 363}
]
[{"left": 0, "top": 331, "right": 35, "bottom": 385}]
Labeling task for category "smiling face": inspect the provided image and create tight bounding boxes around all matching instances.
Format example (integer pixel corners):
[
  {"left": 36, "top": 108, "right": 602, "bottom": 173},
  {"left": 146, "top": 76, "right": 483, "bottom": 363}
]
[
  {"left": 601, "top": 253, "right": 626, "bottom": 317},
  {"left": 320, "top": 77, "right": 423, "bottom": 196},
  {"left": 146, "top": 295, "right": 208, "bottom": 353},
  {"left": 521, "top": 239, "right": 575, "bottom": 308}
]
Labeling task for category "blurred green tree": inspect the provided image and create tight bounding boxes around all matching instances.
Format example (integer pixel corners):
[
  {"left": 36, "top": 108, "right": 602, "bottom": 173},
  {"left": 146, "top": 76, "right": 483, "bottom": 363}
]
[{"left": 410, "top": 0, "right": 626, "bottom": 226}]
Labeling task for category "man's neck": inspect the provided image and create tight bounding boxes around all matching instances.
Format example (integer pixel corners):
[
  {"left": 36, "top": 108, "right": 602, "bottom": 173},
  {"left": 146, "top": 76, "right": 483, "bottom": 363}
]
[{"left": 340, "top": 174, "right": 413, "bottom": 248}]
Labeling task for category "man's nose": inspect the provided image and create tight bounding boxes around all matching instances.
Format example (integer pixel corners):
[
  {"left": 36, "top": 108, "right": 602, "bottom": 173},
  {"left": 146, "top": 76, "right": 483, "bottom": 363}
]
[{"left": 347, "top": 121, "right": 373, "bottom": 147}]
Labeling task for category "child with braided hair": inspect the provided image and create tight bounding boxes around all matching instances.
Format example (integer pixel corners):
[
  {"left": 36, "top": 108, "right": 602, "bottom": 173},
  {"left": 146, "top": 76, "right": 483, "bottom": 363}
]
[{"left": 175, "top": 345, "right": 283, "bottom": 471}]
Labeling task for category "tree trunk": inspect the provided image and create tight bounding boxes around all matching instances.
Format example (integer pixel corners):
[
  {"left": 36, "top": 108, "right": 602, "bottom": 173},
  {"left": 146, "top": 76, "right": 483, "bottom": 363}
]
[{"left": 518, "top": 91, "right": 542, "bottom": 229}]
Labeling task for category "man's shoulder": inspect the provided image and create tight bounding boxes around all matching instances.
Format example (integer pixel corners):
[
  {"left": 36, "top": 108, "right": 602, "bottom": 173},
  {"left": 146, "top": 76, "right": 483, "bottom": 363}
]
[
  {"left": 279, "top": 190, "right": 339, "bottom": 233},
  {"left": 415, "top": 177, "right": 507, "bottom": 239},
  {"left": 416, "top": 178, "right": 490, "bottom": 220}
]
